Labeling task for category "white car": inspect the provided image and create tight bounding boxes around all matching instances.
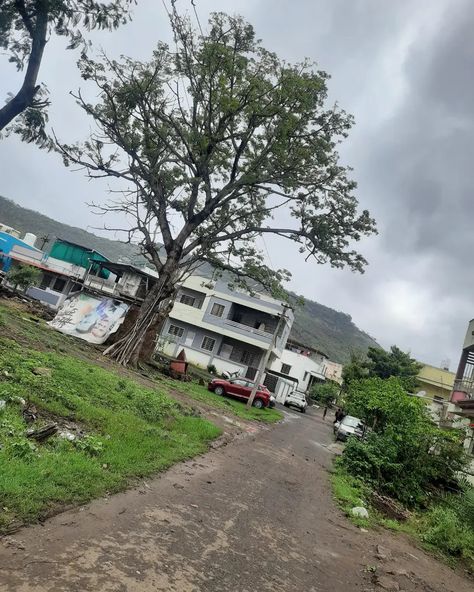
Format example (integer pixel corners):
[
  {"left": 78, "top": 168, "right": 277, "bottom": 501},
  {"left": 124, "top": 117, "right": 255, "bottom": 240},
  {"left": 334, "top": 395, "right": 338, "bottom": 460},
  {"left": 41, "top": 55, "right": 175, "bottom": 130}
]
[
  {"left": 284, "top": 390, "right": 308, "bottom": 413},
  {"left": 334, "top": 415, "right": 365, "bottom": 441}
]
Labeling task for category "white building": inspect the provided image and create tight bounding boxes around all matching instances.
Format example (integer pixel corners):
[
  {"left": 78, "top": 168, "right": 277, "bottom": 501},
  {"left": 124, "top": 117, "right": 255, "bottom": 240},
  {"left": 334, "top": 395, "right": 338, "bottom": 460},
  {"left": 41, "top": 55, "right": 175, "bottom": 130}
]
[
  {"left": 158, "top": 275, "right": 294, "bottom": 381},
  {"left": 266, "top": 340, "right": 328, "bottom": 402}
]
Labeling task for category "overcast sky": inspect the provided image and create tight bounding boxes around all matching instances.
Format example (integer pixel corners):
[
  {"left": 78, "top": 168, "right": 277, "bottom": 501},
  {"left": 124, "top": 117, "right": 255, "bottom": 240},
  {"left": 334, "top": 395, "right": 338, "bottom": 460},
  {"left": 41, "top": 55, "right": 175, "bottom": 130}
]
[{"left": 1, "top": 0, "right": 472, "bottom": 369}]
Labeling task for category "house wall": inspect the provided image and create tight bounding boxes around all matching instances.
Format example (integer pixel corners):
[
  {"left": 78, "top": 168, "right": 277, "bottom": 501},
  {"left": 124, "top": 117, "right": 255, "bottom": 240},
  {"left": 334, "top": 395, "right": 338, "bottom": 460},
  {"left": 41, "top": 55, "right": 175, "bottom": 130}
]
[
  {"left": 159, "top": 318, "right": 262, "bottom": 375},
  {"left": 325, "top": 360, "right": 343, "bottom": 384},
  {"left": 269, "top": 349, "right": 326, "bottom": 393},
  {"left": 26, "top": 275, "right": 80, "bottom": 309}
]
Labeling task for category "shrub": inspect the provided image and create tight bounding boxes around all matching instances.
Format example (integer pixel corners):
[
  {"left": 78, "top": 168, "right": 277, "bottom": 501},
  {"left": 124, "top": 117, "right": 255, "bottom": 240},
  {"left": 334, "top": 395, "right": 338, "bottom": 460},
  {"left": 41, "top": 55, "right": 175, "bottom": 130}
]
[
  {"left": 422, "top": 505, "right": 474, "bottom": 561},
  {"left": 310, "top": 381, "right": 339, "bottom": 406},
  {"left": 207, "top": 364, "right": 217, "bottom": 375},
  {"left": 6, "top": 265, "right": 41, "bottom": 291},
  {"left": 340, "top": 377, "right": 469, "bottom": 507}
]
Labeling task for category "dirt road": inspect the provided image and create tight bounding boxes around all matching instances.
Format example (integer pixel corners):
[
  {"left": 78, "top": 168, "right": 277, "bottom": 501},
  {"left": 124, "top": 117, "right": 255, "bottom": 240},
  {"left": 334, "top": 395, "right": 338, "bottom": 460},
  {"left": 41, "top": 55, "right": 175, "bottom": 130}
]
[{"left": 1, "top": 407, "right": 472, "bottom": 591}]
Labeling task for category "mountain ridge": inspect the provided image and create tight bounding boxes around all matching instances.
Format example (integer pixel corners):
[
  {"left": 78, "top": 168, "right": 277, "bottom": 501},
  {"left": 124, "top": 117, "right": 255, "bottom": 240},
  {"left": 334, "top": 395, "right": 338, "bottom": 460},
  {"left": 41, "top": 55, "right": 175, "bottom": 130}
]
[{"left": 0, "top": 195, "right": 379, "bottom": 363}]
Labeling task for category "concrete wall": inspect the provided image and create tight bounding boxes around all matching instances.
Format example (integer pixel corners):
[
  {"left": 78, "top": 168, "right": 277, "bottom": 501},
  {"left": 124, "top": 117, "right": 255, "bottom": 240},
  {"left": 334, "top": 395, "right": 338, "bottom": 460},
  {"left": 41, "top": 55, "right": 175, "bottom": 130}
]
[
  {"left": 269, "top": 349, "right": 326, "bottom": 393},
  {"left": 159, "top": 317, "right": 263, "bottom": 375}
]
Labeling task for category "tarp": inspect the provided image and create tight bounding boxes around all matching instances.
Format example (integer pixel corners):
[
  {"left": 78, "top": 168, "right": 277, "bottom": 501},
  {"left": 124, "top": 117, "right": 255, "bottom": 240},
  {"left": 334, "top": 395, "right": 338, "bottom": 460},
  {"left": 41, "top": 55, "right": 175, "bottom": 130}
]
[{"left": 49, "top": 293, "right": 129, "bottom": 344}]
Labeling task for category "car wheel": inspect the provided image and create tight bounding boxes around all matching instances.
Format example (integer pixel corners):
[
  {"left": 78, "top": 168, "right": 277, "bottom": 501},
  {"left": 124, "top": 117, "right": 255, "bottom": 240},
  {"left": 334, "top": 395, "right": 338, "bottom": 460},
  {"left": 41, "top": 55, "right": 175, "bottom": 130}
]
[
  {"left": 253, "top": 398, "right": 264, "bottom": 409},
  {"left": 214, "top": 386, "right": 225, "bottom": 396}
]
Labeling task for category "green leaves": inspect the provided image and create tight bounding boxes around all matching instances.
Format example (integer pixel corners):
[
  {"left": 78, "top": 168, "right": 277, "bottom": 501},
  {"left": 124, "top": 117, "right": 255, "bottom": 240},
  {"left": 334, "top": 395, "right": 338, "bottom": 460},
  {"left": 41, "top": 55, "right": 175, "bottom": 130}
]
[
  {"left": 0, "top": 1, "right": 133, "bottom": 138},
  {"left": 341, "top": 377, "right": 469, "bottom": 506},
  {"left": 6, "top": 264, "right": 41, "bottom": 290},
  {"left": 54, "top": 9, "right": 376, "bottom": 297}
]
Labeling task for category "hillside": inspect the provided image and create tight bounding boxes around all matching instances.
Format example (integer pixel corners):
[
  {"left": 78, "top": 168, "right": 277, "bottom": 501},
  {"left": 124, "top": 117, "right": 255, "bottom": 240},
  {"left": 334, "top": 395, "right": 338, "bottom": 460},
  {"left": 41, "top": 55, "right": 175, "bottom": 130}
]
[{"left": 0, "top": 196, "right": 379, "bottom": 363}]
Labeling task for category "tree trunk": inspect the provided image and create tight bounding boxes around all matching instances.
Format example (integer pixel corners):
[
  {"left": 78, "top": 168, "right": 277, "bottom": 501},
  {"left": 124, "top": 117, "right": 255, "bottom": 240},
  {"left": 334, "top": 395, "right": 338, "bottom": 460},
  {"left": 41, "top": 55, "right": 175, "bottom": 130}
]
[
  {"left": 103, "top": 266, "right": 179, "bottom": 366},
  {"left": 0, "top": 6, "right": 48, "bottom": 131}
]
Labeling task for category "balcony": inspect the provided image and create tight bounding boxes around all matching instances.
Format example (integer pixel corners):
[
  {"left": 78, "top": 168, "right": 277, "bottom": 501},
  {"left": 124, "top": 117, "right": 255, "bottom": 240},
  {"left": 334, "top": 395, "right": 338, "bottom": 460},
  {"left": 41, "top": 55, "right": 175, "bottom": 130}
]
[
  {"left": 222, "top": 318, "right": 273, "bottom": 339},
  {"left": 452, "top": 379, "right": 474, "bottom": 402}
]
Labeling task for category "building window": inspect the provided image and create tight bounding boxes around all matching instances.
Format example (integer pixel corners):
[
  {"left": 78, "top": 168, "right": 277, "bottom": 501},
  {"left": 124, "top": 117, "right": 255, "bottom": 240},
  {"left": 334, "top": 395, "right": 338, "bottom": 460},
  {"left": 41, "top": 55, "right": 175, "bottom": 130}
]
[
  {"left": 180, "top": 294, "right": 196, "bottom": 307},
  {"left": 39, "top": 273, "right": 52, "bottom": 290},
  {"left": 240, "top": 350, "right": 255, "bottom": 366},
  {"left": 53, "top": 277, "right": 67, "bottom": 292},
  {"left": 210, "top": 303, "right": 225, "bottom": 317},
  {"left": 201, "top": 336, "right": 216, "bottom": 352},
  {"left": 281, "top": 363, "right": 291, "bottom": 375},
  {"left": 168, "top": 325, "right": 184, "bottom": 338},
  {"left": 303, "top": 371, "right": 309, "bottom": 381}
]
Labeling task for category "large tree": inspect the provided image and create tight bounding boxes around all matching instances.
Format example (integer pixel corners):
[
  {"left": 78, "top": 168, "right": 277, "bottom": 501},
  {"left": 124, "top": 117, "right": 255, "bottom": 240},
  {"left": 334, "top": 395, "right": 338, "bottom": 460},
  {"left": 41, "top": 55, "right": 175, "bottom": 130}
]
[
  {"left": 0, "top": 0, "right": 133, "bottom": 141},
  {"left": 57, "top": 11, "right": 377, "bottom": 366},
  {"left": 342, "top": 345, "right": 422, "bottom": 392}
]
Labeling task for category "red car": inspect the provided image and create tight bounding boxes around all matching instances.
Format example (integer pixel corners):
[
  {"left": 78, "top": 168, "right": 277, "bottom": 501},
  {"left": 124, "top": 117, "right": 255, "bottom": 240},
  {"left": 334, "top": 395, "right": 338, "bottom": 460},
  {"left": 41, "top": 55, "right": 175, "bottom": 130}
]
[{"left": 208, "top": 378, "right": 271, "bottom": 409}]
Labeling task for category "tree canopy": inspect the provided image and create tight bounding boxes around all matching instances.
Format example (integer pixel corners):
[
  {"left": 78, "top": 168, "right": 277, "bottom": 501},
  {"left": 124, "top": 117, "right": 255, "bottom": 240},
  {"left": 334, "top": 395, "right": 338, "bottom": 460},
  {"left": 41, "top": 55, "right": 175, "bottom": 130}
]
[
  {"left": 341, "top": 377, "right": 468, "bottom": 506},
  {"left": 310, "top": 381, "right": 340, "bottom": 406},
  {"left": 56, "top": 10, "right": 377, "bottom": 364},
  {"left": 342, "top": 346, "right": 421, "bottom": 392},
  {"left": 7, "top": 264, "right": 40, "bottom": 290},
  {"left": 0, "top": 0, "right": 133, "bottom": 142}
]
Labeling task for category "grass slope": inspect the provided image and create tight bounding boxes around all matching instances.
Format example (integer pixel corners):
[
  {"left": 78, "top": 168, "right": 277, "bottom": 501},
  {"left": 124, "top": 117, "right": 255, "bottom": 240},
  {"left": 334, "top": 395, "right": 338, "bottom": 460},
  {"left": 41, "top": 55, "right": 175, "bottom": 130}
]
[
  {"left": 0, "top": 335, "right": 220, "bottom": 532},
  {"left": 0, "top": 195, "right": 379, "bottom": 363},
  {"left": 0, "top": 301, "right": 280, "bottom": 532}
]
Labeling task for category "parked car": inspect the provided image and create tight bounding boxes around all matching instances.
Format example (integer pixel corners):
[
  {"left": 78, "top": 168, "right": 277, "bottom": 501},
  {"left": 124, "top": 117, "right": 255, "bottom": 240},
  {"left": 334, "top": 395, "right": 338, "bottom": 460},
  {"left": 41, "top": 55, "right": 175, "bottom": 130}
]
[
  {"left": 208, "top": 378, "right": 271, "bottom": 409},
  {"left": 334, "top": 415, "right": 365, "bottom": 442},
  {"left": 284, "top": 390, "right": 308, "bottom": 413}
]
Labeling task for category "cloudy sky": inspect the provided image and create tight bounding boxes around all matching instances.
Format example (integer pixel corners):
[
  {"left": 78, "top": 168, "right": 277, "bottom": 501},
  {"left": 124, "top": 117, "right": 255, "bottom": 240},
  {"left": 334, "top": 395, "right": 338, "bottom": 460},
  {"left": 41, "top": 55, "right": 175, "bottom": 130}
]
[{"left": 1, "top": 0, "right": 472, "bottom": 369}]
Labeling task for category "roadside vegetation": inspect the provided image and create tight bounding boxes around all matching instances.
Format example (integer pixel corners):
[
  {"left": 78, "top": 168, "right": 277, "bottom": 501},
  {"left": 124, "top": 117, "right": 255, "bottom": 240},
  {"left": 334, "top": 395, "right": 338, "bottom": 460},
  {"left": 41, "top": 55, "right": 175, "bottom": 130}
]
[
  {"left": 331, "top": 356, "right": 474, "bottom": 572},
  {"left": 0, "top": 300, "right": 280, "bottom": 532}
]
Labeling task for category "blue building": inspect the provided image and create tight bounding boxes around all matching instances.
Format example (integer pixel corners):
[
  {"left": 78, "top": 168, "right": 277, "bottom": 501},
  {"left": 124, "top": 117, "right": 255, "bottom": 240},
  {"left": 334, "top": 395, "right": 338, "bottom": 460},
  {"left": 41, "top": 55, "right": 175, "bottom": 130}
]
[{"left": 0, "top": 231, "right": 41, "bottom": 272}]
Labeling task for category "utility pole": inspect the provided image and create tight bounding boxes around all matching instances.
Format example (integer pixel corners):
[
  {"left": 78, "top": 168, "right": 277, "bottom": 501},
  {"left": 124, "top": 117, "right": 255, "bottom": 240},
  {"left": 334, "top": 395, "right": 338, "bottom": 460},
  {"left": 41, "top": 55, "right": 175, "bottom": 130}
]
[{"left": 247, "top": 305, "right": 290, "bottom": 408}]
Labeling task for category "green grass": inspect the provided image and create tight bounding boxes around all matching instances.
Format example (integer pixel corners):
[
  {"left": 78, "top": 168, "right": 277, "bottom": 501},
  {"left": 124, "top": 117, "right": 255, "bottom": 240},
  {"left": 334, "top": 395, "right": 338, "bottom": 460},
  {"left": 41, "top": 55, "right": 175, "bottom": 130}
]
[
  {"left": 0, "top": 303, "right": 282, "bottom": 424},
  {"left": 330, "top": 463, "right": 374, "bottom": 528},
  {"left": 0, "top": 337, "right": 221, "bottom": 532},
  {"left": 0, "top": 300, "right": 282, "bottom": 532},
  {"left": 331, "top": 462, "right": 474, "bottom": 573},
  {"left": 166, "top": 378, "right": 283, "bottom": 424}
]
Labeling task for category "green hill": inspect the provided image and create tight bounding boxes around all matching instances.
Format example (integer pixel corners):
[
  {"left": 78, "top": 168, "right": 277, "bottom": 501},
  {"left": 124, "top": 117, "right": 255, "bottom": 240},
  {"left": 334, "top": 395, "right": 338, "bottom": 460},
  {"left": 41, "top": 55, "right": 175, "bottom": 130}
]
[{"left": 0, "top": 195, "right": 379, "bottom": 363}]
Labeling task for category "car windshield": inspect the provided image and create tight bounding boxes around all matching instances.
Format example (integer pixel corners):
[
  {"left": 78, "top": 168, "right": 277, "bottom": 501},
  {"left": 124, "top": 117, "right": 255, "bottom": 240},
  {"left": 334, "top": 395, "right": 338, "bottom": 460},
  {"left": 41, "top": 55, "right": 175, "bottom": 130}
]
[{"left": 342, "top": 416, "right": 361, "bottom": 428}]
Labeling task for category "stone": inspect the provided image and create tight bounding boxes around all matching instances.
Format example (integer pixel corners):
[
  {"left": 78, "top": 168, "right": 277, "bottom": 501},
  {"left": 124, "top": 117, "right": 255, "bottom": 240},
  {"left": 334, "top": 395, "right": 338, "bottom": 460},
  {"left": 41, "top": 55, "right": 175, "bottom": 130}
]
[
  {"left": 376, "top": 576, "right": 399, "bottom": 591},
  {"left": 31, "top": 367, "right": 52, "bottom": 377},
  {"left": 375, "top": 544, "right": 392, "bottom": 560},
  {"left": 351, "top": 506, "right": 369, "bottom": 518}
]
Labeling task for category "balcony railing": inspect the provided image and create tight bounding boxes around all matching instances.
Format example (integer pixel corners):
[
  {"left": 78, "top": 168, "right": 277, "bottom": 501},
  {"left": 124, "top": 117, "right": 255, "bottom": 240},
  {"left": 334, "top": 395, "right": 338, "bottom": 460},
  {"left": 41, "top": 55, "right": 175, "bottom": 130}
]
[
  {"left": 84, "top": 277, "right": 139, "bottom": 299},
  {"left": 223, "top": 318, "right": 273, "bottom": 339},
  {"left": 453, "top": 379, "right": 474, "bottom": 400}
]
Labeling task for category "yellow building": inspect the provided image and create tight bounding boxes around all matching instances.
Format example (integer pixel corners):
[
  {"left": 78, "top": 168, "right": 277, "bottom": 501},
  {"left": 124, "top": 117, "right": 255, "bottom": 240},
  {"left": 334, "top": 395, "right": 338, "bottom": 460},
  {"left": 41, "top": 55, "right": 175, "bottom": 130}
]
[{"left": 416, "top": 364, "right": 455, "bottom": 402}]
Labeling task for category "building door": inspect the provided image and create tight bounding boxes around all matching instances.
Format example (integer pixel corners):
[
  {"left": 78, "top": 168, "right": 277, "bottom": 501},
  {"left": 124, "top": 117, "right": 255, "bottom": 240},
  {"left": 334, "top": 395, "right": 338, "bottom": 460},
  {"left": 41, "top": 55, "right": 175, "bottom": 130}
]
[
  {"left": 264, "top": 373, "right": 278, "bottom": 393},
  {"left": 185, "top": 330, "right": 196, "bottom": 347}
]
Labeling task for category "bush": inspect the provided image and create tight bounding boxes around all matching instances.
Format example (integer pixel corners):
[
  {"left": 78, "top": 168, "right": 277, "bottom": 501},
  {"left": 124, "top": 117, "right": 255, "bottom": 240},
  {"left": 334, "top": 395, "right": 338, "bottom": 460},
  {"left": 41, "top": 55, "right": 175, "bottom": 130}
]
[
  {"left": 422, "top": 505, "right": 474, "bottom": 562},
  {"left": 340, "top": 377, "right": 469, "bottom": 507},
  {"left": 310, "top": 381, "right": 339, "bottom": 406},
  {"left": 6, "top": 265, "right": 41, "bottom": 291},
  {"left": 207, "top": 364, "right": 217, "bottom": 375}
]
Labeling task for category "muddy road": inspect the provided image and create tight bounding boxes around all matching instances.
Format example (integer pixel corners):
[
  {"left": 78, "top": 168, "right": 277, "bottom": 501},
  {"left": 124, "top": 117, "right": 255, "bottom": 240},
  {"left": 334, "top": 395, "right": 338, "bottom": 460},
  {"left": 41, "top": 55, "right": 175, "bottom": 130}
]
[{"left": 1, "top": 407, "right": 472, "bottom": 591}]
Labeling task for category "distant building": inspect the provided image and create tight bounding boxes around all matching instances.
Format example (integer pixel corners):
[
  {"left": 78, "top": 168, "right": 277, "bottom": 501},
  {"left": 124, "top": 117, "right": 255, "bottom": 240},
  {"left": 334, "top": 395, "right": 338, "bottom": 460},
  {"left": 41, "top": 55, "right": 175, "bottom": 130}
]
[
  {"left": 443, "top": 320, "right": 474, "bottom": 484},
  {"left": 0, "top": 223, "right": 21, "bottom": 239},
  {"left": 0, "top": 230, "right": 40, "bottom": 272},
  {"left": 158, "top": 275, "right": 293, "bottom": 381},
  {"left": 324, "top": 359, "right": 343, "bottom": 384},
  {"left": 266, "top": 339, "right": 327, "bottom": 402},
  {"left": 416, "top": 364, "right": 455, "bottom": 402}
]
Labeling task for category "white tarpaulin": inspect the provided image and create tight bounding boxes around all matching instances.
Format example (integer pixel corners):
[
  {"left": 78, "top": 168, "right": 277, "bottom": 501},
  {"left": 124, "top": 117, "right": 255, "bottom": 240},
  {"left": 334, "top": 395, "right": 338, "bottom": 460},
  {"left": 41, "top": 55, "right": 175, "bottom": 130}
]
[{"left": 49, "top": 293, "right": 129, "bottom": 344}]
